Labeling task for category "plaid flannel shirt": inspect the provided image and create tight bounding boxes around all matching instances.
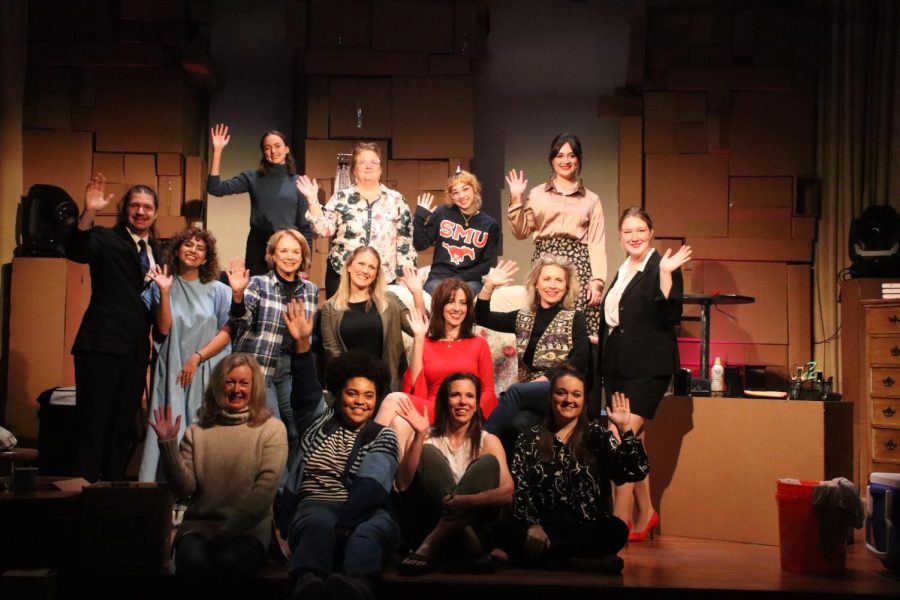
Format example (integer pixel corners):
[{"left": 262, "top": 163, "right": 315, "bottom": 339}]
[{"left": 231, "top": 271, "right": 319, "bottom": 384}]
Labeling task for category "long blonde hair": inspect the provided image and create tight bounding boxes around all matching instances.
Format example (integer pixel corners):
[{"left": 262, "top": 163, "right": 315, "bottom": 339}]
[
  {"left": 525, "top": 254, "right": 579, "bottom": 311},
  {"left": 197, "top": 353, "right": 271, "bottom": 427},
  {"left": 331, "top": 246, "right": 388, "bottom": 313}
]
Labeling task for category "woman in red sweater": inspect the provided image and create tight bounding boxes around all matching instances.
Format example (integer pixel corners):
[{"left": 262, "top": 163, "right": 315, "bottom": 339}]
[{"left": 403, "top": 278, "right": 497, "bottom": 423}]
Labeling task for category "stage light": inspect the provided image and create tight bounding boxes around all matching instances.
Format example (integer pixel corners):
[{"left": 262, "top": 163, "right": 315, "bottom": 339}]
[
  {"left": 15, "top": 184, "right": 79, "bottom": 257},
  {"left": 849, "top": 204, "right": 900, "bottom": 278}
]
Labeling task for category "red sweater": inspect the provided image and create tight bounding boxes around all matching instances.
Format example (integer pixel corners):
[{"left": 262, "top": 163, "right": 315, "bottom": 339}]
[{"left": 402, "top": 335, "right": 497, "bottom": 423}]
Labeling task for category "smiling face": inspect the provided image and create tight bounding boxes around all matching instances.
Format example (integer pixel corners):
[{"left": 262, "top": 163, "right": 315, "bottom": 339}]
[
  {"left": 551, "top": 374, "right": 584, "bottom": 427},
  {"left": 450, "top": 181, "right": 476, "bottom": 214},
  {"left": 339, "top": 377, "right": 377, "bottom": 429},
  {"left": 442, "top": 288, "right": 468, "bottom": 333},
  {"left": 352, "top": 149, "right": 382, "bottom": 186},
  {"left": 536, "top": 265, "right": 568, "bottom": 308},
  {"left": 262, "top": 134, "right": 289, "bottom": 165},
  {"left": 347, "top": 249, "right": 380, "bottom": 291},
  {"left": 446, "top": 378, "right": 478, "bottom": 428},
  {"left": 125, "top": 191, "right": 157, "bottom": 236},
  {"left": 271, "top": 234, "right": 303, "bottom": 280},
  {"left": 619, "top": 215, "right": 654, "bottom": 262},
  {"left": 551, "top": 142, "right": 579, "bottom": 182},
  {"left": 223, "top": 364, "right": 253, "bottom": 411},
  {"left": 176, "top": 236, "right": 207, "bottom": 274}
]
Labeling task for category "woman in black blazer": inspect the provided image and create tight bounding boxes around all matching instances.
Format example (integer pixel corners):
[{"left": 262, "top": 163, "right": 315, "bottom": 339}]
[{"left": 599, "top": 207, "right": 691, "bottom": 542}]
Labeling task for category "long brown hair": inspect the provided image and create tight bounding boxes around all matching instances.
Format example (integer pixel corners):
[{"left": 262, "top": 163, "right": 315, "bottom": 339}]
[
  {"left": 257, "top": 129, "right": 297, "bottom": 176},
  {"left": 427, "top": 278, "right": 476, "bottom": 340},
  {"left": 164, "top": 227, "right": 220, "bottom": 283},
  {"left": 432, "top": 373, "right": 484, "bottom": 463},
  {"left": 197, "top": 353, "right": 271, "bottom": 427},
  {"left": 116, "top": 185, "right": 159, "bottom": 239},
  {"left": 538, "top": 363, "right": 592, "bottom": 465}
]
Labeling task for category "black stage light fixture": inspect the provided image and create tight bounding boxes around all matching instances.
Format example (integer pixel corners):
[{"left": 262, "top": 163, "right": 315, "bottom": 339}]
[
  {"left": 15, "top": 184, "right": 79, "bottom": 257},
  {"left": 849, "top": 204, "right": 900, "bottom": 278}
]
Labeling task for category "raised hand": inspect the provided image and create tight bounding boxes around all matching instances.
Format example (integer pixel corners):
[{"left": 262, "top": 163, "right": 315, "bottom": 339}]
[
  {"left": 659, "top": 245, "right": 692, "bottom": 274},
  {"left": 395, "top": 394, "right": 429, "bottom": 436},
  {"left": 149, "top": 404, "right": 182, "bottom": 442},
  {"left": 483, "top": 259, "right": 520, "bottom": 289},
  {"left": 84, "top": 174, "right": 114, "bottom": 214},
  {"left": 505, "top": 169, "right": 528, "bottom": 201},
  {"left": 210, "top": 123, "right": 230, "bottom": 151},
  {"left": 225, "top": 257, "right": 250, "bottom": 295},
  {"left": 147, "top": 264, "right": 173, "bottom": 292},
  {"left": 406, "top": 306, "right": 429, "bottom": 339},
  {"left": 416, "top": 192, "right": 436, "bottom": 213},
  {"left": 296, "top": 175, "right": 319, "bottom": 201},
  {"left": 283, "top": 298, "right": 315, "bottom": 341},
  {"left": 606, "top": 391, "right": 633, "bottom": 434},
  {"left": 396, "top": 265, "right": 423, "bottom": 296}
]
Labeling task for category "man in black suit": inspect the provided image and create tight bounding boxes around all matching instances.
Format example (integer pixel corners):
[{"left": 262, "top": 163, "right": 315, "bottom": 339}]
[{"left": 65, "top": 175, "right": 159, "bottom": 481}]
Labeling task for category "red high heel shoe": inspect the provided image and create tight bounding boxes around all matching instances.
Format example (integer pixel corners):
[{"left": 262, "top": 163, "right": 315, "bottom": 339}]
[{"left": 627, "top": 510, "right": 659, "bottom": 542}]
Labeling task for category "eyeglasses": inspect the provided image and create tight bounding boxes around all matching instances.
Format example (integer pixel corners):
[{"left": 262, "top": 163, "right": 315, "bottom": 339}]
[{"left": 356, "top": 160, "right": 382, "bottom": 167}]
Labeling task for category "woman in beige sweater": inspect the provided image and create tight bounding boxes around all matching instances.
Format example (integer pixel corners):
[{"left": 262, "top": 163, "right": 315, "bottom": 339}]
[{"left": 150, "top": 352, "right": 288, "bottom": 592}]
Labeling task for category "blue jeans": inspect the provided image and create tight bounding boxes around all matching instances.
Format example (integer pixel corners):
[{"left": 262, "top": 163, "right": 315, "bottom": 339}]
[
  {"left": 266, "top": 353, "right": 296, "bottom": 442},
  {"left": 485, "top": 380, "right": 550, "bottom": 457},
  {"left": 424, "top": 277, "right": 483, "bottom": 295},
  {"left": 287, "top": 500, "right": 399, "bottom": 578}
]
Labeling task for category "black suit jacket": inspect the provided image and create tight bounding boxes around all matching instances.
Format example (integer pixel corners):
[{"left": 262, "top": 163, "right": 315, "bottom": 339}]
[
  {"left": 598, "top": 250, "right": 683, "bottom": 379},
  {"left": 65, "top": 223, "right": 156, "bottom": 363}
]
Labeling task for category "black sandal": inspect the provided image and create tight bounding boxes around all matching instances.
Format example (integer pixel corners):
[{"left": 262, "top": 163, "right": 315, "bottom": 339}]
[{"left": 398, "top": 551, "right": 434, "bottom": 576}]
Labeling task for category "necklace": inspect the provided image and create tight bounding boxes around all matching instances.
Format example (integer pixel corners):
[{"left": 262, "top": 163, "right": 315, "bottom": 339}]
[{"left": 460, "top": 209, "right": 479, "bottom": 228}]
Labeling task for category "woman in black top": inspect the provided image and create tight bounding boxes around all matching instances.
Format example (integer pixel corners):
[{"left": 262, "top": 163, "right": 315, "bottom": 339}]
[{"left": 496, "top": 364, "right": 647, "bottom": 571}]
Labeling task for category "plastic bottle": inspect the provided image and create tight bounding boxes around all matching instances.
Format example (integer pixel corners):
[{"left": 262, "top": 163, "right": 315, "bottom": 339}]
[{"left": 710, "top": 357, "right": 725, "bottom": 396}]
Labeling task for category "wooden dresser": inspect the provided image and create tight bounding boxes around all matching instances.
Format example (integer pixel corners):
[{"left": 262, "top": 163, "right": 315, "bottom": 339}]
[{"left": 863, "top": 300, "right": 900, "bottom": 481}]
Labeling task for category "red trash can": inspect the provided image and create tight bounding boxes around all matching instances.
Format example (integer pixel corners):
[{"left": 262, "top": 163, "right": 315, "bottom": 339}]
[{"left": 775, "top": 479, "right": 847, "bottom": 575}]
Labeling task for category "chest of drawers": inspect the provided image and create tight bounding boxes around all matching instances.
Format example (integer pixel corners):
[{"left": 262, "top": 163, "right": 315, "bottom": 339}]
[{"left": 863, "top": 301, "right": 900, "bottom": 480}]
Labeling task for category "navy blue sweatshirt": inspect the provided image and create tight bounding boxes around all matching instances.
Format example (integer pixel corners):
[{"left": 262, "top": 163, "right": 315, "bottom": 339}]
[{"left": 414, "top": 204, "right": 500, "bottom": 283}]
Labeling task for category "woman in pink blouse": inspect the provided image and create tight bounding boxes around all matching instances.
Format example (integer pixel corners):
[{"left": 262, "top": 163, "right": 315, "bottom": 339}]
[
  {"left": 402, "top": 278, "right": 497, "bottom": 423},
  {"left": 506, "top": 132, "right": 606, "bottom": 335}
]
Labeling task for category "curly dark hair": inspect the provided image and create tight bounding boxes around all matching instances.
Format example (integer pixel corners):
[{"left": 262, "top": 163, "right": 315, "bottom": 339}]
[
  {"left": 433, "top": 372, "right": 483, "bottom": 462},
  {"left": 164, "top": 227, "right": 220, "bottom": 283},
  {"left": 427, "top": 278, "right": 476, "bottom": 340},
  {"left": 325, "top": 351, "right": 392, "bottom": 406}
]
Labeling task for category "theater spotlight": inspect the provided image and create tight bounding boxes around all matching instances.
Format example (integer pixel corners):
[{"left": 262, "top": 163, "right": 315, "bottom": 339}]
[
  {"left": 15, "top": 184, "right": 79, "bottom": 257},
  {"left": 849, "top": 204, "right": 900, "bottom": 278}
]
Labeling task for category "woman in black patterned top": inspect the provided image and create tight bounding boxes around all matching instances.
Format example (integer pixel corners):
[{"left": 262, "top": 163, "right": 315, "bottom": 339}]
[{"left": 497, "top": 363, "right": 648, "bottom": 571}]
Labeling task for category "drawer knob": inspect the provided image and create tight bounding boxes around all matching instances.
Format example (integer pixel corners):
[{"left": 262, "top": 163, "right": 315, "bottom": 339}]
[
  {"left": 885, "top": 406, "right": 898, "bottom": 417},
  {"left": 886, "top": 439, "right": 898, "bottom": 451},
  {"left": 892, "top": 345, "right": 900, "bottom": 357},
  {"left": 885, "top": 376, "right": 897, "bottom": 387}
]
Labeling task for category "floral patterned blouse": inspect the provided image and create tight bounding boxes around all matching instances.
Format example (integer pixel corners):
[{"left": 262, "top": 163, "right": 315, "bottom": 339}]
[
  {"left": 307, "top": 184, "right": 417, "bottom": 281},
  {"left": 511, "top": 422, "right": 649, "bottom": 525}
]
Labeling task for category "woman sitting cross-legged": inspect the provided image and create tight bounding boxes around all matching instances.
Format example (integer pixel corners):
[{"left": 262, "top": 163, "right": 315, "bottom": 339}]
[
  {"left": 275, "top": 300, "right": 401, "bottom": 600},
  {"left": 392, "top": 373, "right": 513, "bottom": 575},
  {"left": 495, "top": 363, "right": 648, "bottom": 573},
  {"left": 148, "top": 353, "right": 288, "bottom": 596}
]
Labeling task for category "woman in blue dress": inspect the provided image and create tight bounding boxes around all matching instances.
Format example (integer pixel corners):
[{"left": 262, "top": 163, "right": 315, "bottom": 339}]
[{"left": 139, "top": 227, "right": 233, "bottom": 481}]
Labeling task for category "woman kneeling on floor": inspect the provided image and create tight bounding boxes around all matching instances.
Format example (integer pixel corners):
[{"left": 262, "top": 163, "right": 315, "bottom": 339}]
[
  {"left": 496, "top": 363, "right": 648, "bottom": 572},
  {"left": 275, "top": 300, "right": 401, "bottom": 600},
  {"left": 394, "top": 372, "right": 513, "bottom": 575}
]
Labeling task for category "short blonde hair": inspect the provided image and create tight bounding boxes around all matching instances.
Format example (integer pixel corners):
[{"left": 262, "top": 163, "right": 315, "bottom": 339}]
[
  {"left": 443, "top": 170, "right": 482, "bottom": 211},
  {"left": 525, "top": 254, "right": 579, "bottom": 311},
  {"left": 265, "top": 229, "right": 311, "bottom": 273}
]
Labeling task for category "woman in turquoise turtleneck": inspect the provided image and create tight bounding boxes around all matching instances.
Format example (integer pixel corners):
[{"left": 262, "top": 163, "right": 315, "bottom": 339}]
[{"left": 207, "top": 124, "right": 314, "bottom": 275}]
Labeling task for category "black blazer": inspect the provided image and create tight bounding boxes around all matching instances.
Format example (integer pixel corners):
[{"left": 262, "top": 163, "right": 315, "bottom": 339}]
[
  {"left": 65, "top": 223, "right": 157, "bottom": 363},
  {"left": 598, "top": 250, "right": 683, "bottom": 379}
]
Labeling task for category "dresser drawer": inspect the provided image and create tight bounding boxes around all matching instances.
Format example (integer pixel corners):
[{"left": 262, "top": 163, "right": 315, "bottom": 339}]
[
  {"left": 873, "top": 428, "right": 900, "bottom": 463},
  {"left": 868, "top": 306, "right": 900, "bottom": 335},
  {"left": 872, "top": 461, "right": 900, "bottom": 476},
  {"left": 873, "top": 398, "right": 900, "bottom": 426},
  {"left": 871, "top": 367, "right": 900, "bottom": 397},
  {"left": 869, "top": 337, "right": 900, "bottom": 366}
]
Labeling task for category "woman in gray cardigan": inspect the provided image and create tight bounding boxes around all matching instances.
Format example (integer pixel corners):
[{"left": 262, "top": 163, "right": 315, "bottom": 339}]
[{"left": 319, "top": 246, "right": 426, "bottom": 391}]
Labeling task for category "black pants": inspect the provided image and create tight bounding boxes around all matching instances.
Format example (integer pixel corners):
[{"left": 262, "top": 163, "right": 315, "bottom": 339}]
[
  {"left": 497, "top": 512, "right": 628, "bottom": 566},
  {"left": 325, "top": 262, "right": 342, "bottom": 299},
  {"left": 74, "top": 351, "right": 147, "bottom": 482},
  {"left": 175, "top": 533, "right": 266, "bottom": 598},
  {"left": 245, "top": 229, "right": 273, "bottom": 276}
]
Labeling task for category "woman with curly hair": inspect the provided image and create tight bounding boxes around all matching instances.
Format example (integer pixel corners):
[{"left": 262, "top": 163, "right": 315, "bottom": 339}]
[{"left": 139, "top": 227, "right": 233, "bottom": 482}]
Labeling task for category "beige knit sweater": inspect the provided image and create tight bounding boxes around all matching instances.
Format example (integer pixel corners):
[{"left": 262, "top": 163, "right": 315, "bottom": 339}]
[{"left": 159, "top": 414, "right": 288, "bottom": 548}]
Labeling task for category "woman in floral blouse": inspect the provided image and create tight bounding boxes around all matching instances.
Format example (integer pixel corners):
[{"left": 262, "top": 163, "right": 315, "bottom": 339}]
[
  {"left": 297, "top": 142, "right": 417, "bottom": 298},
  {"left": 496, "top": 363, "right": 648, "bottom": 572}
]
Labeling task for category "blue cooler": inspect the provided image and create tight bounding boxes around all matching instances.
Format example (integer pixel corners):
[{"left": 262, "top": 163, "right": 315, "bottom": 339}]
[{"left": 866, "top": 472, "right": 900, "bottom": 574}]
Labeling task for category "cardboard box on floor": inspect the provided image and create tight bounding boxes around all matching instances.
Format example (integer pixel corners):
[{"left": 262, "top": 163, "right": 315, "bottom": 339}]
[{"left": 80, "top": 482, "right": 174, "bottom": 572}]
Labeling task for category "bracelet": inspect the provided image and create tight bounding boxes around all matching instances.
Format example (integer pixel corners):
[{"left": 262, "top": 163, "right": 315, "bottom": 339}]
[{"left": 194, "top": 351, "right": 205, "bottom": 363}]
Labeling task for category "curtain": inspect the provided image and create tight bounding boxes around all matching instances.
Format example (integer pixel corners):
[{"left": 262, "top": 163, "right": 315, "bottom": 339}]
[
  {"left": 815, "top": 0, "right": 897, "bottom": 391},
  {"left": 0, "top": 0, "right": 27, "bottom": 264}
]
